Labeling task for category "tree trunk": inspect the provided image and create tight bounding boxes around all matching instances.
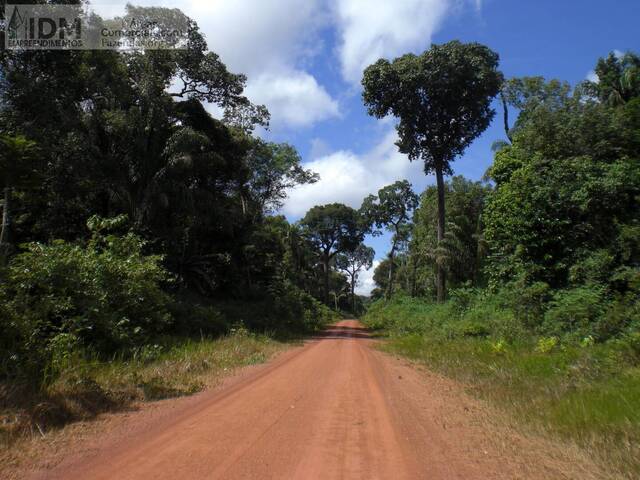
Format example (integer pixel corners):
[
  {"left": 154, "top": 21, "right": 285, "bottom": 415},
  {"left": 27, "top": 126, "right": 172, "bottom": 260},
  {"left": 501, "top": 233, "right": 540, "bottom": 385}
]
[
  {"left": 323, "top": 254, "right": 330, "bottom": 305},
  {"left": 500, "top": 91, "right": 512, "bottom": 143},
  {"left": 410, "top": 257, "right": 418, "bottom": 297},
  {"left": 435, "top": 165, "right": 446, "bottom": 303},
  {"left": 0, "top": 185, "right": 11, "bottom": 264},
  {"left": 351, "top": 273, "right": 356, "bottom": 312},
  {"left": 386, "top": 245, "right": 396, "bottom": 299}
]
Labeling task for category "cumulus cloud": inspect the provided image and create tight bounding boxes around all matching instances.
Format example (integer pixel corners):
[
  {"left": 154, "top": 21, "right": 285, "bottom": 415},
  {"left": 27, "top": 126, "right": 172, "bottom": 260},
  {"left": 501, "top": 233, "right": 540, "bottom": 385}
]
[
  {"left": 355, "top": 260, "right": 380, "bottom": 296},
  {"left": 245, "top": 70, "right": 339, "bottom": 128},
  {"left": 334, "top": 0, "right": 451, "bottom": 84},
  {"left": 283, "top": 129, "right": 429, "bottom": 217},
  {"left": 92, "top": 0, "right": 339, "bottom": 129},
  {"left": 186, "top": 0, "right": 340, "bottom": 129}
]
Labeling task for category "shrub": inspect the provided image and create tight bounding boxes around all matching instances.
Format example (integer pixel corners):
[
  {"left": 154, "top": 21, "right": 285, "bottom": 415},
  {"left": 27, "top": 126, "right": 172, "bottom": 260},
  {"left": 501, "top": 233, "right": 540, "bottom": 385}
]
[
  {"left": 269, "top": 280, "right": 338, "bottom": 333},
  {"left": 0, "top": 225, "right": 172, "bottom": 384},
  {"left": 542, "top": 285, "right": 608, "bottom": 338},
  {"left": 535, "top": 336, "right": 559, "bottom": 354}
]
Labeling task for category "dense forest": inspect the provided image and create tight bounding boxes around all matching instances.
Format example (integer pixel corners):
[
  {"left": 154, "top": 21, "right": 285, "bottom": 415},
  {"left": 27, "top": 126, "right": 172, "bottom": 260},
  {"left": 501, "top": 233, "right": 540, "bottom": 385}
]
[
  {"left": 368, "top": 50, "right": 640, "bottom": 344},
  {"left": 0, "top": 4, "right": 638, "bottom": 383},
  {"left": 0, "top": 7, "right": 391, "bottom": 386}
]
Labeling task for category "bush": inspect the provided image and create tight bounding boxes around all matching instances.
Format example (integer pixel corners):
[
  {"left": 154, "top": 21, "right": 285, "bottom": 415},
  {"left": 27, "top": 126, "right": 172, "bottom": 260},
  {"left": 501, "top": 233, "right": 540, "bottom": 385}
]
[
  {"left": 542, "top": 285, "right": 608, "bottom": 338},
  {"left": 268, "top": 280, "right": 338, "bottom": 333},
  {"left": 0, "top": 228, "right": 172, "bottom": 384}
]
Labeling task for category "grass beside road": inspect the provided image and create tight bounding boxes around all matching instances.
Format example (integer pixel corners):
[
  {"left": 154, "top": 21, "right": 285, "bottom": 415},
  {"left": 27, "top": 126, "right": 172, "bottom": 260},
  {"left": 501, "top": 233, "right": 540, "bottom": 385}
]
[
  {"left": 0, "top": 327, "right": 289, "bottom": 448},
  {"left": 364, "top": 296, "right": 640, "bottom": 479}
]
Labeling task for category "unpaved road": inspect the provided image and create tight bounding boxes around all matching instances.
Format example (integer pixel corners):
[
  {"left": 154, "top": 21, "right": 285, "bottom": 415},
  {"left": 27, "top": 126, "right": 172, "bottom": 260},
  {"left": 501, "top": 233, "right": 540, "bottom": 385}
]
[{"left": 28, "top": 320, "right": 600, "bottom": 480}]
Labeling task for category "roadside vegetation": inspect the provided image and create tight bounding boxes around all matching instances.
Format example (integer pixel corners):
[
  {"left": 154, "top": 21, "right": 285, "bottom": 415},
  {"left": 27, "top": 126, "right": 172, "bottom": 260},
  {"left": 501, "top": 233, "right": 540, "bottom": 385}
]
[
  {"left": 364, "top": 295, "right": 640, "bottom": 477},
  {"left": 1, "top": 327, "right": 286, "bottom": 447},
  {"left": 362, "top": 48, "right": 640, "bottom": 478},
  {"left": 1, "top": 6, "right": 348, "bottom": 444}
]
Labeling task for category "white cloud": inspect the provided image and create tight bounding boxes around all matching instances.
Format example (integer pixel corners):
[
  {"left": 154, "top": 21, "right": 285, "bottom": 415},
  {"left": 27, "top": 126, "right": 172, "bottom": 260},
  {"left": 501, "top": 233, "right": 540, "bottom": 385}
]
[
  {"left": 245, "top": 70, "right": 340, "bottom": 128},
  {"left": 283, "top": 129, "right": 429, "bottom": 217},
  {"left": 355, "top": 260, "right": 380, "bottom": 296},
  {"left": 91, "top": 0, "right": 339, "bottom": 129},
  {"left": 188, "top": 0, "right": 340, "bottom": 129},
  {"left": 334, "top": 0, "right": 451, "bottom": 84}
]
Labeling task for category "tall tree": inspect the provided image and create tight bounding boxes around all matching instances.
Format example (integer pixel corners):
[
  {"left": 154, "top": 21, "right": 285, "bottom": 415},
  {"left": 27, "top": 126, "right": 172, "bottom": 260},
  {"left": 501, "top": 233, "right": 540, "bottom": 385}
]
[
  {"left": 362, "top": 41, "right": 502, "bottom": 301},
  {"left": 300, "top": 203, "right": 364, "bottom": 304},
  {"left": 360, "top": 180, "right": 418, "bottom": 298},
  {"left": 336, "top": 244, "right": 375, "bottom": 311}
]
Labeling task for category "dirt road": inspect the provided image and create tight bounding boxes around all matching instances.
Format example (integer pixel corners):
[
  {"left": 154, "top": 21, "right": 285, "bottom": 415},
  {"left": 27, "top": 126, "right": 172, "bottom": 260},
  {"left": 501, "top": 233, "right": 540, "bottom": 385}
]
[{"left": 30, "top": 320, "right": 597, "bottom": 480}]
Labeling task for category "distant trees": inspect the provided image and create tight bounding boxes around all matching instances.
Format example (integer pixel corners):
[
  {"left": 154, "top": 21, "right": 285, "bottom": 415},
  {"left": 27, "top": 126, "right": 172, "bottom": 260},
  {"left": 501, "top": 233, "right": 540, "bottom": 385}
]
[
  {"left": 411, "top": 176, "right": 491, "bottom": 293},
  {"left": 361, "top": 180, "right": 417, "bottom": 298},
  {"left": 362, "top": 41, "right": 503, "bottom": 301},
  {"left": 336, "top": 244, "right": 375, "bottom": 311},
  {"left": 300, "top": 203, "right": 365, "bottom": 304},
  {"left": 364, "top": 50, "right": 640, "bottom": 343}
]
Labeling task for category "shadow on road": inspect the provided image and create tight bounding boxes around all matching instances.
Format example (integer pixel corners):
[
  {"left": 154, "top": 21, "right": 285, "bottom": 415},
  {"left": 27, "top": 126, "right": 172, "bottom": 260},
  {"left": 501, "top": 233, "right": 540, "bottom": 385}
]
[{"left": 313, "top": 324, "right": 371, "bottom": 340}]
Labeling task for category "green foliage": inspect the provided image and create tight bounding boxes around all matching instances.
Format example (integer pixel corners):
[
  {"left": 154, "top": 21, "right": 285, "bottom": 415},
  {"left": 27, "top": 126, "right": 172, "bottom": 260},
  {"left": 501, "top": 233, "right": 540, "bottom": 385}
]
[
  {"left": 542, "top": 286, "right": 608, "bottom": 339},
  {"left": 1, "top": 226, "right": 171, "bottom": 383},
  {"left": 410, "top": 176, "right": 492, "bottom": 295},
  {"left": 336, "top": 244, "right": 375, "bottom": 312},
  {"left": 534, "top": 336, "right": 559, "bottom": 354},
  {"left": 362, "top": 41, "right": 502, "bottom": 301},
  {"left": 362, "top": 41, "right": 503, "bottom": 170},
  {"left": 360, "top": 180, "right": 417, "bottom": 298},
  {"left": 300, "top": 203, "right": 365, "bottom": 304}
]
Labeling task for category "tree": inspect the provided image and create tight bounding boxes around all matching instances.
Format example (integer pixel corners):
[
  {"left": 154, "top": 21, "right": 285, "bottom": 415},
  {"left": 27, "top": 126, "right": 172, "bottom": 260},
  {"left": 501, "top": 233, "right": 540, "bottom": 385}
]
[
  {"left": 336, "top": 244, "right": 375, "bottom": 311},
  {"left": 362, "top": 41, "right": 502, "bottom": 302},
  {"left": 583, "top": 51, "right": 640, "bottom": 106},
  {"left": 485, "top": 84, "right": 640, "bottom": 292},
  {"left": 244, "top": 140, "right": 318, "bottom": 217},
  {"left": 498, "top": 77, "right": 571, "bottom": 144},
  {"left": 0, "top": 134, "right": 37, "bottom": 264},
  {"left": 411, "top": 176, "right": 491, "bottom": 292},
  {"left": 300, "top": 203, "right": 365, "bottom": 304},
  {"left": 360, "top": 180, "right": 417, "bottom": 298}
]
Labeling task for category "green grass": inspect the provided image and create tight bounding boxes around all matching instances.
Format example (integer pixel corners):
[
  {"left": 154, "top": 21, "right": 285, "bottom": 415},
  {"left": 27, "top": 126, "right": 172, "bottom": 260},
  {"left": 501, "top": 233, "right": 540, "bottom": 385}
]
[
  {"left": 365, "top": 296, "right": 640, "bottom": 479},
  {"left": 0, "top": 328, "right": 288, "bottom": 446}
]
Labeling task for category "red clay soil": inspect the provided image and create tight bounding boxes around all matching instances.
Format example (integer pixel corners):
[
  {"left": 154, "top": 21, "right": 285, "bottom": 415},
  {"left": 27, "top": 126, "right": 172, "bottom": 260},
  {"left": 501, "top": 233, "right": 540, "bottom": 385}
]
[{"left": 22, "top": 320, "right": 601, "bottom": 480}]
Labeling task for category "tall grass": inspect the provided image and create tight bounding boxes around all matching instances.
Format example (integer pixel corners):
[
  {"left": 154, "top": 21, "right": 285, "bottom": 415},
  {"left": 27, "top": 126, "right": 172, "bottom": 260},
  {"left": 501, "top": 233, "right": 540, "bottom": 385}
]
[{"left": 364, "top": 295, "right": 640, "bottom": 479}]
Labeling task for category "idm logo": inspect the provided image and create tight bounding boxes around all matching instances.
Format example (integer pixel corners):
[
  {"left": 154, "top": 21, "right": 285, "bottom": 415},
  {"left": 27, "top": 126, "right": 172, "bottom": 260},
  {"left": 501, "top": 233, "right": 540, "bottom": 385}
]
[{"left": 5, "top": 4, "right": 83, "bottom": 49}]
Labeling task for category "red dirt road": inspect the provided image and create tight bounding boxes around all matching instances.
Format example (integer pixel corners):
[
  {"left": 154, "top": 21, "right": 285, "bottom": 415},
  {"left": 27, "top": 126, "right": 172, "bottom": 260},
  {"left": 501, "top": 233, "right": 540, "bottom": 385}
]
[{"left": 30, "top": 320, "right": 597, "bottom": 480}]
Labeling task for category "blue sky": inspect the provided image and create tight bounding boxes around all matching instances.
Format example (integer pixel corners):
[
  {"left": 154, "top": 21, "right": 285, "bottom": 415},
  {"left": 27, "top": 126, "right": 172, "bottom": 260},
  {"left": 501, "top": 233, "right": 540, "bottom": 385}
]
[{"left": 98, "top": 0, "right": 640, "bottom": 293}]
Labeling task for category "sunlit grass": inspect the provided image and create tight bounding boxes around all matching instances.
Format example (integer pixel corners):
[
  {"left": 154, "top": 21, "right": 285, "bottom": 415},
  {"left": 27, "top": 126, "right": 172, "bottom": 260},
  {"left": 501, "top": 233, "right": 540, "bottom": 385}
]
[{"left": 383, "top": 334, "right": 640, "bottom": 479}]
